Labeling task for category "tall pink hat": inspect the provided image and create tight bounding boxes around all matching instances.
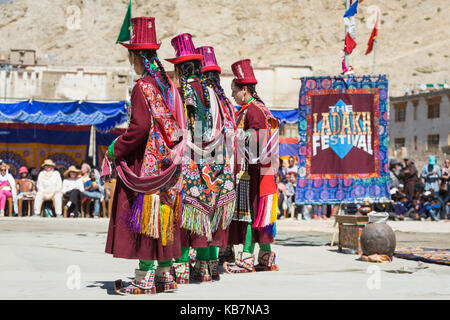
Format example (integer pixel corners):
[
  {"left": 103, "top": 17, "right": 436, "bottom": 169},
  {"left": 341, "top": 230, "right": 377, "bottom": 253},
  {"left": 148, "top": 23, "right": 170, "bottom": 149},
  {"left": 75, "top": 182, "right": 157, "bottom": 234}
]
[
  {"left": 231, "top": 59, "right": 258, "bottom": 85},
  {"left": 119, "top": 17, "right": 161, "bottom": 50},
  {"left": 165, "top": 33, "right": 203, "bottom": 65},
  {"left": 195, "top": 46, "right": 221, "bottom": 73}
]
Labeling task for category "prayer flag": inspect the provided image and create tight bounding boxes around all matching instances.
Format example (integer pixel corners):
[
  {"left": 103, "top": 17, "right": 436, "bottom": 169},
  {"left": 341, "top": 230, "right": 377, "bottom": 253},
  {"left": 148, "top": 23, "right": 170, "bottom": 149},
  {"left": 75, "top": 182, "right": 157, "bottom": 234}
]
[
  {"left": 344, "top": 33, "right": 357, "bottom": 54},
  {"left": 344, "top": 0, "right": 359, "bottom": 18},
  {"left": 116, "top": 0, "right": 132, "bottom": 44},
  {"left": 365, "top": 12, "right": 379, "bottom": 55}
]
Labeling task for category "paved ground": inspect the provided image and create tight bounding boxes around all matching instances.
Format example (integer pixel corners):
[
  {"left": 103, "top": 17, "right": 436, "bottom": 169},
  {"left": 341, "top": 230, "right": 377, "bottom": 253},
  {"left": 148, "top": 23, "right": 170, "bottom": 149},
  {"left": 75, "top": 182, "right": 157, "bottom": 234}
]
[{"left": 1, "top": 217, "right": 450, "bottom": 300}]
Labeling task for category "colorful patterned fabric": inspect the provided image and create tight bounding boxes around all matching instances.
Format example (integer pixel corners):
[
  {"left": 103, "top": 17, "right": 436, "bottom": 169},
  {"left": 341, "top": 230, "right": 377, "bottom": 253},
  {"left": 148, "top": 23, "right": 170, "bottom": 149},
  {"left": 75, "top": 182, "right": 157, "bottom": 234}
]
[
  {"left": 125, "top": 79, "right": 184, "bottom": 246},
  {"left": 234, "top": 99, "right": 279, "bottom": 230},
  {"left": 296, "top": 75, "right": 390, "bottom": 204},
  {"left": 394, "top": 247, "right": 450, "bottom": 266},
  {"left": 0, "top": 123, "right": 91, "bottom": 175},
  {"left": 171, "top": 262, "right": 190, "bottom": 284},
  {"left": 0, "top": 100, "right": 127, "bottom": 132},
  {"left": 181, "top": 83, "right": 235, "bottom": 240}
]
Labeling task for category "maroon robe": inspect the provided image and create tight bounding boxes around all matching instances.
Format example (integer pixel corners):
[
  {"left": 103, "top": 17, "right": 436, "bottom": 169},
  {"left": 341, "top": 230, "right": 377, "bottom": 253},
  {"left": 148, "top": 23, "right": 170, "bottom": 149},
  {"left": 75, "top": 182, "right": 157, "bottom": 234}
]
[
  {"left": 227, "top": 102, "right": 274, "bottom": 245},
  {"left": 105, "top": 74, "right": 181, "bottom": 260}
]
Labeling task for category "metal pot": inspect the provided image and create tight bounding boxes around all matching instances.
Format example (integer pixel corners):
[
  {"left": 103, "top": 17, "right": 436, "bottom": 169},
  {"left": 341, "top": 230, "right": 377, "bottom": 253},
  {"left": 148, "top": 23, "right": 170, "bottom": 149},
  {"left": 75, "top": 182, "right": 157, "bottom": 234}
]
[{"left": 360, "top": 221, "right": 396, "bottom": 256}]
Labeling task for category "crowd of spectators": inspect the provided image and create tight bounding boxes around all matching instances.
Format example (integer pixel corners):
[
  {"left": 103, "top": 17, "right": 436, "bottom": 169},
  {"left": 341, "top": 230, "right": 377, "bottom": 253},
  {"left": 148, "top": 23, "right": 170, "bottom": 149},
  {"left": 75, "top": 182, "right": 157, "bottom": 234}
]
[
  {"left": 387, "top": 156, "right": 449, "bottom": 221},
  {"left": 276, "top": 155, "right": 450, "bottom": 222},
  {"left": 0, "top": 158, "right": 115, "bottom": 218}
]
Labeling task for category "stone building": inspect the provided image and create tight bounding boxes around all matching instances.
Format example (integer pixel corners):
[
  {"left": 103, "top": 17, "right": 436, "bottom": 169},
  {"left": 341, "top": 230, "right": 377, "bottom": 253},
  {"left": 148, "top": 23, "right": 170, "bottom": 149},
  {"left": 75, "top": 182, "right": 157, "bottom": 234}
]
[{"left": 389, "top": 88, "right": 450, "bottom": 169}]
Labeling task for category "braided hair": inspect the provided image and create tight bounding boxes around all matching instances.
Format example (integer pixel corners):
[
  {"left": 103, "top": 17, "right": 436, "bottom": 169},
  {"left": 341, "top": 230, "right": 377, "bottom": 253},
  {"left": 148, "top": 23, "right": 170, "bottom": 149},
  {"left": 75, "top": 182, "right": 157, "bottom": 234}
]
[
  {"left": 128, "top": 49, "right": 172, "bottom": 104},
  {"left": 204, "top": 70, "right": 233, "bottom": 111},
  {"left": 176, "top": 60, "right": 211, "bottom": 113},
  {"left": 232, "top": 79, "right": 265, "bottom": 105}
]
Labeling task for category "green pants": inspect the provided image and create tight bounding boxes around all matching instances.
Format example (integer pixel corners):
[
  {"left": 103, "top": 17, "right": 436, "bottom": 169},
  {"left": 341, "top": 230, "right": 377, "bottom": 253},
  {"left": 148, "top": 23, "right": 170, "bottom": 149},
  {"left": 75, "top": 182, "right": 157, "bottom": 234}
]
[
  {"left": 138, "top": 259, "right": 173, "bottom": 271},
  {"left": 243, "top": 223, "right": 271, "bottom": 254},
  {"left": 174, "top": 246, "right": 218, "bottom": 263}
]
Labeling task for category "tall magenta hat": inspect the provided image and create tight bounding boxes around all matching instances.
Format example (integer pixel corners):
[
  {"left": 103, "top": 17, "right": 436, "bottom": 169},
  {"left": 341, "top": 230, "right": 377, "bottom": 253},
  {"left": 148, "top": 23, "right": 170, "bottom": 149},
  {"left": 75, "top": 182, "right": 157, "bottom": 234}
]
[
  {"left": 231, "top": 59, "right": 258, "bottom": 85},
  {"left": 165, "top": 33, "right": 203, "bottom": 64},
  {"left": 119, "top": 17, "right": 161, "bottom": 50},
  {"left": 195, "top": 46, "right": 221, "bottom": 73}
]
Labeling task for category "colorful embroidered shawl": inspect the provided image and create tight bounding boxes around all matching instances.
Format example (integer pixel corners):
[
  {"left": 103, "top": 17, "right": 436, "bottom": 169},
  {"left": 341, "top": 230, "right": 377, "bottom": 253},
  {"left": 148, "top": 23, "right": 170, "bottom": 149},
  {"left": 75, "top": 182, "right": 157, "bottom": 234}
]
[
  {"left": 234, "top": 99, "right": 279, "bottom": 232},
  {"left": 108, "top": 77, "right": 186, "bottom": 246},
  {"left": 181, "top": 83, "right": 236, "bottom": 240}
]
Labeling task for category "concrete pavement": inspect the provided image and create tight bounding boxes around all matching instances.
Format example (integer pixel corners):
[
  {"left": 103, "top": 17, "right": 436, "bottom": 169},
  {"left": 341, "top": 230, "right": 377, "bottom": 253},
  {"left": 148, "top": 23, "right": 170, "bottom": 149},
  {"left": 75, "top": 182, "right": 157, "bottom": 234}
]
[{"left": 1, "top": 217, "right": 449, "bottom": 300}]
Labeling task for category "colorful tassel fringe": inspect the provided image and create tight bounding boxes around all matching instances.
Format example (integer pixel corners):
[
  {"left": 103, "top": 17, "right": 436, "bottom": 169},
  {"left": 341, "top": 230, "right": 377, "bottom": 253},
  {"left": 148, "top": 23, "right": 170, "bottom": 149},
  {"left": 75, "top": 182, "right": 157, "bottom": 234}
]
[
  {"left": 181, "top": 204, "right": 213, "bottom": 241},
  {"left": 252, "top": 193, "right": 278, "bottom": 230},
  {"left": 127, "top": 192, "right": 180, "bottom": 246}
]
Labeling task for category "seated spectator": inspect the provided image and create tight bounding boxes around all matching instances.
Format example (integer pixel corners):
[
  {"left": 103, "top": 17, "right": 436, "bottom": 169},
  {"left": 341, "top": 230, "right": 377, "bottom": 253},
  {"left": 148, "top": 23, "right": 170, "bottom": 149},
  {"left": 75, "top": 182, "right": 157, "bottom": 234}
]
[
  {"left": 16, "top": 166, "right": 36, "bottom": 216},
  {"left": 80, "top": 162, "right": 91, "bottom": 185},
  {"left": 0, "top": 163, "right": 16, "bottom": 216},
  {"left": 62, "top": 166, "right": 84, "bottom": 217},
  {"left": 393, "top": 195, "right": 410, "bottom": 221},
  {"left": 83, "top": 169, "right": 104, "bottom": 218},
  {"left": 422, "top": 191, "right": 441, "bottom": 221},
  {"left": 34, "top": 159, "right": 63, "bottom": 217},
  {"left": 285, "top": 172, "right": 297, "bottom": 219},
  {"left": 407, "top": 197, "right": 424, "bottom": 221}
]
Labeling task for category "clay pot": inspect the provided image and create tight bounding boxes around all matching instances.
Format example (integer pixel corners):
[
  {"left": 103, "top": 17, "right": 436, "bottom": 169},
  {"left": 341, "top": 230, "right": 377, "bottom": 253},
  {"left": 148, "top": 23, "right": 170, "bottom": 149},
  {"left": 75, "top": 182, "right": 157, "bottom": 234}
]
[{"left": 360, "top": 222, "right": 396, "bottom": 256}]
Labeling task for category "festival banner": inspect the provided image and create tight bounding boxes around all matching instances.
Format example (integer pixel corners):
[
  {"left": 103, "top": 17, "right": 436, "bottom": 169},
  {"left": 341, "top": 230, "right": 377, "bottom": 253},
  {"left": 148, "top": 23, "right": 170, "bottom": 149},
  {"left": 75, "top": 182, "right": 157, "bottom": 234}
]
[
  {"left": 0, "top": 123, "right": 91, "bottom": 177},
  {"left": 295, "top": 75, "right": 390, "bottom": 204}
]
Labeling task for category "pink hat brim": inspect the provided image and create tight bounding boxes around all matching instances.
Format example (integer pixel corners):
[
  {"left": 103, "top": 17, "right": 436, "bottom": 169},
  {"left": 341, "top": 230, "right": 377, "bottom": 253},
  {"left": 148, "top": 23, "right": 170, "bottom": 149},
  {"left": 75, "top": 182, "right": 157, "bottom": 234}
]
[
  {"left": 119, "top": 42, "right": 161, "bottom": 50},
  {"left": 234, "top": 78, "right": 258, "bottom": 85},
  {"left": 202, "top": 65, "right": 221, "bottom": 73},
  {"left": 165, "top": 54, "right": 203, "bottom": 65}
]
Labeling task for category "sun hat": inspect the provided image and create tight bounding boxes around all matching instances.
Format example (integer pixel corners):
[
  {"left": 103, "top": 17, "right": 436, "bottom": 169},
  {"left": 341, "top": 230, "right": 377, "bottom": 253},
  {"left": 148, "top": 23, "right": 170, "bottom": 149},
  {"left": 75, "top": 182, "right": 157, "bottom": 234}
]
[
  {"left": 64, "top": 165, "right": 81, "bottom": 178},
  {"left": 41, "top": 159, "right": 56, "bottom": 167}
]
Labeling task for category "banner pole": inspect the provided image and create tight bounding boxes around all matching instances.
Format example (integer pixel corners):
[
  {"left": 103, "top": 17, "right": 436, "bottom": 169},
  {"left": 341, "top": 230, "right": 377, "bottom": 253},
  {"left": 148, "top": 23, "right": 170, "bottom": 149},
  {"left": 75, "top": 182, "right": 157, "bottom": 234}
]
[
  {"left": 372, "top": 38, "right": 377, "bottom": 75},
  {"left": 344, "top": 0, "right": 350, "bottom": 68}
]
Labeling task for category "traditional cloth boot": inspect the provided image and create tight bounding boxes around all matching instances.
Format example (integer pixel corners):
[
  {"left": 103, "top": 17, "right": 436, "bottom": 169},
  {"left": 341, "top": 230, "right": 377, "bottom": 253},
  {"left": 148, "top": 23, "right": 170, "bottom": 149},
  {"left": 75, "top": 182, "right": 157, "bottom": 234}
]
[
  {"left": 0, "top": 209, "right": 4, "bottom": 217},
  {"left": 171, "top": 262, "right": 190, "bottom": 284},
  {"left": 208, "top": 259, "right": 220, "bottom": 281},
  {"left": 114, "top": 270, "right": 156, "bottom": 295},
  {"left": 219, "top": 245, "right": 235, "bottom": 265},
  {"left": 155, "top": 267, "right": 177, "bottom": 293},
  {"left": 191, "top": 260, "right": 212, "bottom": 282},
  {"left": 132, "top": 269, "right": 157, "bottom": 291},
  {"left": 223, "top": 252, "right": 255, "bottom": 273},
  {"left": 254, "top": 250, "right": 279, "bottom": 272},
  {"left": 189, "top": 248, "right": 197, "bottom": 267}
]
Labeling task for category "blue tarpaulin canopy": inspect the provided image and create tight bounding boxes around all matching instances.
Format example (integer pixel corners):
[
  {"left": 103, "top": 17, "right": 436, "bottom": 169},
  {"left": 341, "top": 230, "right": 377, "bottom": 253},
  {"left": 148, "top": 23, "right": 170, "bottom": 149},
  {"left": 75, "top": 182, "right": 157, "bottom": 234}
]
[
  {"left": 0, "top": 100, "right": 127, "bottom": 132},
  {"left": 234, "top": 106, "right": 298, "bottom": 123}
]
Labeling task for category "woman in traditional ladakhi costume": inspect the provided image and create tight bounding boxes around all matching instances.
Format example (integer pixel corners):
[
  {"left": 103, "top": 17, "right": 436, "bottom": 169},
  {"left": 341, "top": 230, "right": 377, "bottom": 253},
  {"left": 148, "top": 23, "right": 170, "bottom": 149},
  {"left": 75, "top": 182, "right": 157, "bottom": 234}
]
[
  {"left": 165, "top": 34, "right": 236, "bottom": 283},
  {"left": 224, "top": 59, "right": 280, "bottom": 273},
  {"left": 195, "top": 46, "right": 238, "bottom": 266},
  {"left": 195, "top": 45, "right": 238, "bottom": 272},
  {"left": 104, "top": 17, "right": 186, "bottom": 295}
]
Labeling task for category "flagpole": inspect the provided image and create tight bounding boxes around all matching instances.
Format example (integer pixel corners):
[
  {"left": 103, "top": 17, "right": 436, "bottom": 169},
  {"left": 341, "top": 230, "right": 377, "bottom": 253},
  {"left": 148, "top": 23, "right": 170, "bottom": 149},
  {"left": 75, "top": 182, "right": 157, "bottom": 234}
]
[
  {"left": 344, "top": 0, "right": 350, "bottom": 69},
  {"left": 372, "top": 38, "right": 377, "bottom": 75}
]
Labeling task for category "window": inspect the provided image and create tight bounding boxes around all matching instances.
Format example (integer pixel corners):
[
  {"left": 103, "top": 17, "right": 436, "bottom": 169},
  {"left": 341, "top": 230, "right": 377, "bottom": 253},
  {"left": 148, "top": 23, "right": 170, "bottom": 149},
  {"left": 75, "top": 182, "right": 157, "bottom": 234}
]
[
  {"left": 414, "top": 136, "right": 418, "bottom": 151},
  {"left": 394, "top": 104, "right": 406, "bottom": 122},
  {"left": 394, "top": 137, "right": 405, "bottom": 149},
  {"left": 427, "top": 134, "right": 440, "bottom": 150},
  {"left": 427, "top": 103, "right": 440, "bottom": 119}
]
